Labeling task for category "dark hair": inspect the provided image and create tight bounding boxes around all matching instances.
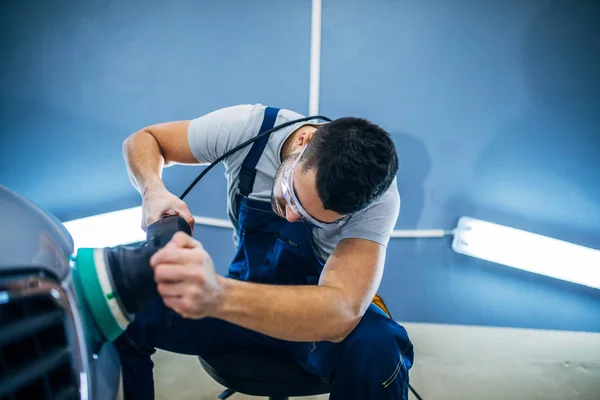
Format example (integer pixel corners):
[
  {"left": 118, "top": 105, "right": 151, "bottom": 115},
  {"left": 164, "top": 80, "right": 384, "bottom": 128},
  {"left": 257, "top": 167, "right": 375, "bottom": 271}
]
[{"left": 301, "top": 117, "right": 398, "bottom": 214}]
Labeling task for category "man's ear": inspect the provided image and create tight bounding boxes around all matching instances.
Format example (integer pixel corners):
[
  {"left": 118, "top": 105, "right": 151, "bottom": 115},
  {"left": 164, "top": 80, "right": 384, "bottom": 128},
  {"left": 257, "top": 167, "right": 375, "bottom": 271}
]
[{"left": 294, "top": 129, "right": 317, "bottom": 148}]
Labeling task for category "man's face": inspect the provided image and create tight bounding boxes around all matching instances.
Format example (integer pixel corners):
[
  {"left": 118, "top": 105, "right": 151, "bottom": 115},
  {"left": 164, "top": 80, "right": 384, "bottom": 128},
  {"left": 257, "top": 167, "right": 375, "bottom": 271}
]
[{"left": 270, "top": 145, "right": 346, "bottom": 228}]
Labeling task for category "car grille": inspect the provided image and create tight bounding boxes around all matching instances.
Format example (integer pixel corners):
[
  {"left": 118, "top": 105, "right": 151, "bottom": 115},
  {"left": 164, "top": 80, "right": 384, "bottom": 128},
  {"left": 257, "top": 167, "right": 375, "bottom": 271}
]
[{"left": 0, "top": 275, "right": 80, "bottom": 400}]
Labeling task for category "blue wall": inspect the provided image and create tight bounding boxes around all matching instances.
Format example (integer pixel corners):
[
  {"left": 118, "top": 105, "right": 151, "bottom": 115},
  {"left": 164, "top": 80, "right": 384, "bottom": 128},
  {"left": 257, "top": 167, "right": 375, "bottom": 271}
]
[
  {"left": 320, "top": 0, "right": 600, "bottom": 331},
  {"left": 0, "top": 0, "right": 311, "bottom": 221},
  {"left": 1, "top": 1, "right": 599, "bottom": 332}
]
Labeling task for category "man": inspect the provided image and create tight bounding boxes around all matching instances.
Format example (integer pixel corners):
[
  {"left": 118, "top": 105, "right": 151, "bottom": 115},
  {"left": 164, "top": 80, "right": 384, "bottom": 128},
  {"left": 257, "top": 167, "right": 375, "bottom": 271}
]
[{"left": 118, "top": 104, "right": 414, "bottom": 399}]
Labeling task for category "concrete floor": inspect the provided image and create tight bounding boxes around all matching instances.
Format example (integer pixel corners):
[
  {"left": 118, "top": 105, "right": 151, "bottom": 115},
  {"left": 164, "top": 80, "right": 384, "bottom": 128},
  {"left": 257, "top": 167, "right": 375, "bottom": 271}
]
[{"left": 118, "top": 349, "right": 329, "bottom": 400}]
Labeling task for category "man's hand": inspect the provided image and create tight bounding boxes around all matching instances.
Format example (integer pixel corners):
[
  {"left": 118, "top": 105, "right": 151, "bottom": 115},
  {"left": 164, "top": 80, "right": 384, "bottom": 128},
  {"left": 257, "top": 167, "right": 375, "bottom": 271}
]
[
  {"left": 150, "top": 232, "right": 224, "bottom": 319},
  {"left": 142, "top": 188, "right": 195, "bottom": 233}
]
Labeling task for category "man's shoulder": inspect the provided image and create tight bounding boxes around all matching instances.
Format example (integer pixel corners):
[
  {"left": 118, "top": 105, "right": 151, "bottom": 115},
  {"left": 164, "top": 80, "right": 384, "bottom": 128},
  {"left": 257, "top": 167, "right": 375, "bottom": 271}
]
[
  {"left": 204, "top": 103, "right": 307, "bottom": 131},
  {"left": 334, "top": 178, "right": 400, "bottom": 248},
  {"left": 187, "top": 103, "right": 272, "bottom": 165},
  {"left": 355, "top": 178, "right": 400, "bottom": 220}
]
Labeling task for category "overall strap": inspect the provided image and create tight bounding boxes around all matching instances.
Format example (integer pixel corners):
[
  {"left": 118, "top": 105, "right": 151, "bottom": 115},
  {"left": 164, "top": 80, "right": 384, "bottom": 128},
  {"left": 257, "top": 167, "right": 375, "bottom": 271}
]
[{"left": 238, "top": 107, "right": 280, "bottom": 197}]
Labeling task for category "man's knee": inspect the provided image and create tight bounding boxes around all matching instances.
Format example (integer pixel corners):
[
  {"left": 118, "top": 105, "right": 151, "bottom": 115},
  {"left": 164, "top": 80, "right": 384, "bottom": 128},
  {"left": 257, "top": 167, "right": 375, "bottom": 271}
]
[
  {"left": 344, "top": 306, "right": 414, "bottom": 368},
  {"left": 115, "top": 298, "right": 172, "bottom": 353}
]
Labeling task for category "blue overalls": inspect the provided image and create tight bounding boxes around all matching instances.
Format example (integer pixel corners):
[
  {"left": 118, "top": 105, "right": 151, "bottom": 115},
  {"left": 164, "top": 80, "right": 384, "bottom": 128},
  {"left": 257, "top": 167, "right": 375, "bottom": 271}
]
[{"left": 115, "top": 107, "right": 414, "bottom": 400}]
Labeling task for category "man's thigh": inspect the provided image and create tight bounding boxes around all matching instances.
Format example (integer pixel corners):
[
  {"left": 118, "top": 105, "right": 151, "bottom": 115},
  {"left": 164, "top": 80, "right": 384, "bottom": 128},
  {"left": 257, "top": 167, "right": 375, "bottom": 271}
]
[
  {"left": 267, "top": 304, "right": 413, "bottom": 383},
  {"left": 120, "top": 297, "right": 263, "bottom": 358}
]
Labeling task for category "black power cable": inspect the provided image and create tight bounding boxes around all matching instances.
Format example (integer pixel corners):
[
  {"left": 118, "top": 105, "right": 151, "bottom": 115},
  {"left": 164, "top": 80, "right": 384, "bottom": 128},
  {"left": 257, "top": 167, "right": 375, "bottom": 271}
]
[{"left": 409, "top": 383, "right": 424, "bottom": 400}]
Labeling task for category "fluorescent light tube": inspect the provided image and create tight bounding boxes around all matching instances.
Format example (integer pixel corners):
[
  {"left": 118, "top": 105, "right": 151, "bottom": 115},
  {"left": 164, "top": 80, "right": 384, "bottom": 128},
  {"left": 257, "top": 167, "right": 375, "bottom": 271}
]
[
  {"left": 452, "top": 217, "right": 600, "bottom": 289},
  {"left": 63, "top": 206, "right": 146, "bottom": 250}
]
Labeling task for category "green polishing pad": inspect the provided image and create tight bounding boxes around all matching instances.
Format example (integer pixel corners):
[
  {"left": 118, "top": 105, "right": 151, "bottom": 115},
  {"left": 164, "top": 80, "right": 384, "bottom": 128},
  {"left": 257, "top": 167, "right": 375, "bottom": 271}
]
[{"left": 74, "top": 248, "right": 123, "bottom": 341}]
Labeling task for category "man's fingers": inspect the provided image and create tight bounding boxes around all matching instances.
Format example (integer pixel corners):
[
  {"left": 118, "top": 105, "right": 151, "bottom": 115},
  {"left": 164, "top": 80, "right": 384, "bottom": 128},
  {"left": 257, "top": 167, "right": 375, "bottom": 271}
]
[
  {"left": 162, "top": 296, "right": 184, "bottom": 314},
  {"left": 174, "top": 207, "right": 196, "bottom": 234},
  {"left": 150, "top": 246, "right": 203, "bottom": 267},
  {"left": 141, "top": 188, "right": 194, "bottom": 234},
  {"left": 154, "top": 263, "right": 193, "bottom": 283},
  {"left": 170, "top": 231, "right": 202, "bottom": 249},
  {"left": 162, "top": 296, "right": 197, "bottom": 319},
  {"left": 157, "top": 282, "right": 185, "bottom": 298}
]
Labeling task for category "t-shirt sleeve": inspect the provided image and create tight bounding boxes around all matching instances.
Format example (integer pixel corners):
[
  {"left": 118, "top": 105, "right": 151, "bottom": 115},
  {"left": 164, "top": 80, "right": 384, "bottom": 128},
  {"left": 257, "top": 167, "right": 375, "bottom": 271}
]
[
  {"left": 339, "top": 178, "right": 401, "bottom": 247},
  {"left": 187, "top": 104, "right": 257, "bottom": 164}
]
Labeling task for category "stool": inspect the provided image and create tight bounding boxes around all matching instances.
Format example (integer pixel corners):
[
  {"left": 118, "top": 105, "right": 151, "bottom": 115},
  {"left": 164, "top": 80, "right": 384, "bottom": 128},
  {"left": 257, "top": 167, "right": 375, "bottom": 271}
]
[{"left": 198, "top": 349, "right": 332, "bottom": 400}]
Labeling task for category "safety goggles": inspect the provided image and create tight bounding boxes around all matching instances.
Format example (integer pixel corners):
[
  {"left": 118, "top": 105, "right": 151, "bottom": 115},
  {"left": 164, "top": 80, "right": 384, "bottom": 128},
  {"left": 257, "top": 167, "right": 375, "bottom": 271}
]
[{"left": 280, "top": 143, "right": 349, "bottom": 230}]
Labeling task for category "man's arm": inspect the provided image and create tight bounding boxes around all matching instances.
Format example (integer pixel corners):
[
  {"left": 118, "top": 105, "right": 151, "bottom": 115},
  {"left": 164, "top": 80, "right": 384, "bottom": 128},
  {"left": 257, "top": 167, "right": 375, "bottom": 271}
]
[
  {"left": 215, "top": 238, "right": 385, "bottom": 342},
  {"left": 122, "top": 120, "right": 198, "bottom": 230},
  {"left": 123, "top": 120, "right": 197, "bottom": 193},
  {"left": 151, "top": 234, "right": 386, "bottom": 343},
  {"left": 123, "top": 105, "right": 258, "bottom": 230}
]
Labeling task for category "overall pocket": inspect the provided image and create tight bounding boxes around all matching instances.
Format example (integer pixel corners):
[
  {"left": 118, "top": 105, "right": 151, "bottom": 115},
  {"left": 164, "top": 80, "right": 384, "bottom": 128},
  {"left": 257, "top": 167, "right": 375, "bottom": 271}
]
[{"left": 270, "top": 233, "right": 321, "bottom": 285}]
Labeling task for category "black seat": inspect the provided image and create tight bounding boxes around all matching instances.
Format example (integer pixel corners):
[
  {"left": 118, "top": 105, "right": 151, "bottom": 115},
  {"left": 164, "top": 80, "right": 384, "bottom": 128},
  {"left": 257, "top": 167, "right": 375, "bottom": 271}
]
[{"left": 199, "top": 350, "right": 331, "bottom": 400}]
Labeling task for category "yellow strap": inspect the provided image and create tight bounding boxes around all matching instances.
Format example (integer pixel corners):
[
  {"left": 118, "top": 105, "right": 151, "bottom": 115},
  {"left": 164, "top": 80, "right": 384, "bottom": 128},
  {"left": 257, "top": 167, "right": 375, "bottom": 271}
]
[{"left": 372, "top": 294, "right": 392, "bottom": 318}]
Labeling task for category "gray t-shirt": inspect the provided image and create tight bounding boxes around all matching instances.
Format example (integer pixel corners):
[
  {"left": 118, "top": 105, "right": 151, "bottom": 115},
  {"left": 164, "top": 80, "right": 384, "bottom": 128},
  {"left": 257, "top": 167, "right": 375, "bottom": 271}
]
[{"left": 188, "top": 104, "right": 400, "bottom": 261}]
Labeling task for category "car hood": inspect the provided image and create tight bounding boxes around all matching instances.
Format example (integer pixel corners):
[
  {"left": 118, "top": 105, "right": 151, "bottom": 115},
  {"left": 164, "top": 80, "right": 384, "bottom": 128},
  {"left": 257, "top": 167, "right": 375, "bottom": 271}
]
[{"left": 0, "top": 185, "right": 74, "bottom": 279}]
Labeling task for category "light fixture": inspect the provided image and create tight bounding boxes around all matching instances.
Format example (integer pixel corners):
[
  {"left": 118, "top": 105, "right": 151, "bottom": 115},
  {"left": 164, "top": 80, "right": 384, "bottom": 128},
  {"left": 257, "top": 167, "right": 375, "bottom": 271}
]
[
  {"left": 63, "top": 207, "right": 146, "bottom": 250},
  {"left": 63, "top": 206, "right": 599, "bottom": 290},
  {"left": 452, "top": 216, "right": 600, "bottom": 290},
  {"left": 62, "top": 207, "right": 232, "bottom": 251}
]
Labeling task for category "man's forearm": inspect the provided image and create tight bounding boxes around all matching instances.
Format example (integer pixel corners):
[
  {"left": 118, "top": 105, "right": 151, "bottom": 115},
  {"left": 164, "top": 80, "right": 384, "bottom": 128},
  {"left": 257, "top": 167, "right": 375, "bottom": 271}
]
[
  {"left": 211, "top": 277, "right": 362, "bottom": 343},
  {"left": 122, "top": 130, "right": 166, "bottom": 195}
]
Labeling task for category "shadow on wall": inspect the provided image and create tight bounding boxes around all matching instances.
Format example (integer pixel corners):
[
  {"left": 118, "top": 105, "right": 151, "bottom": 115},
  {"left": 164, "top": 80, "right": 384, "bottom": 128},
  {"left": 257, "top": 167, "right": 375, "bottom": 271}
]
[
  {"left": 449, "top": 0, "right": 600, "bottom": 248},
  {"left": 392, "top": 130, "right": 431, "bottom": 230},
  {"left": 377, "top": 130, "right": 432, "bottom": 317}
]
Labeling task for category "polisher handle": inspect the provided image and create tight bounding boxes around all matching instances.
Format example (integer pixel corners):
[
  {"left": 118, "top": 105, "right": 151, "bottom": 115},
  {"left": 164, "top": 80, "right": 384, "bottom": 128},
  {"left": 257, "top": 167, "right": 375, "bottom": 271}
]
[{"left": 146, "top": 215, "right": 193, "bottom": 248}]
